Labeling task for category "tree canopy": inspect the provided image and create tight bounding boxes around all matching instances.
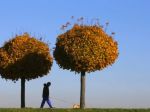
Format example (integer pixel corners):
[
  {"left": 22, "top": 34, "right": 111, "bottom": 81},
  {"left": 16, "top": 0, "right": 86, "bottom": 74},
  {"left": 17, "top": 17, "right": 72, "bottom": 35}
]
[
  {"left": 54, "top": 24, "right": 118, "bottom": 73},
  {"left": 0, "top": 33, "right": 53, "bottom": 81}
]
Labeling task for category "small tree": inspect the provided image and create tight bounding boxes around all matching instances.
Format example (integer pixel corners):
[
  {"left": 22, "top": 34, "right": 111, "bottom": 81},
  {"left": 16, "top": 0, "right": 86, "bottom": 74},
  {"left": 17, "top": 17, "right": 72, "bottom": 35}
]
[
  {"left": 54, "top": 19, "right": 119, "bottom": 109},
  {"left": 0, "top": 33, "right": 53, "bottom": 108}
]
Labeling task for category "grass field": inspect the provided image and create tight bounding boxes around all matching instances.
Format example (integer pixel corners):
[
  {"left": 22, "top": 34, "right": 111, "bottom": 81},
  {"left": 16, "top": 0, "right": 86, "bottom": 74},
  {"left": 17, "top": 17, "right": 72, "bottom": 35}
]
[{"left": 0, "top": 108, "right": 150, "bottom": 112}]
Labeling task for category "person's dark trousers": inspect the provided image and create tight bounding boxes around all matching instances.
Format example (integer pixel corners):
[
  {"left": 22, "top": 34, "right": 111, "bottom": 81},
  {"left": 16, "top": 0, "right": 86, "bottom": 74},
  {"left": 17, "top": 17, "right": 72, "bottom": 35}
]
[{"left": 40, "top": 97, "right": 52, "bottom": 108}]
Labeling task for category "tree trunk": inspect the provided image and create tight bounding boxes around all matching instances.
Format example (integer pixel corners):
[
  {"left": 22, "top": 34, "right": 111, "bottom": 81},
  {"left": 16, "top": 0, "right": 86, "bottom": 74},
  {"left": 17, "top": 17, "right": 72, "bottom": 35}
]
[
  {"left": 80, "top": 71, "right": 86, "bottom": 109},
  {"left": 21, "top": 78, "right": 25, "bottom": 108}
]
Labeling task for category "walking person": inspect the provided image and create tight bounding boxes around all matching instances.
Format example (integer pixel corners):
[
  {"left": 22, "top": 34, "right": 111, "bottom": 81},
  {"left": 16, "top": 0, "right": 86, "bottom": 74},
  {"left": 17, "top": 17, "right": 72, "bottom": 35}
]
[{"left": 40, "top": 82, "right": 53, "bottom": 108}]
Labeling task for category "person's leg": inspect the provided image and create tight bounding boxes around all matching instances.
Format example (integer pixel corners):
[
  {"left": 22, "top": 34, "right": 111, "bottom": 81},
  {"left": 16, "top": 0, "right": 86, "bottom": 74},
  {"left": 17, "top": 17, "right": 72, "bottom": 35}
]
[
  {"left": 46, "top": 99, "right": 53, "bottom": 108},
  {"left": 40, "top": 99, "right": 46, "bottom": 108}
]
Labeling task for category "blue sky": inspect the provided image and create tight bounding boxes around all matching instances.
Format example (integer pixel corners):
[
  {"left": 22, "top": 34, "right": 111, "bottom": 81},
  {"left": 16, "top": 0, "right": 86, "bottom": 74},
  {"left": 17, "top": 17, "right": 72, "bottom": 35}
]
[{"left": 0, "top": 0, "right": 150, "bottom": 108}]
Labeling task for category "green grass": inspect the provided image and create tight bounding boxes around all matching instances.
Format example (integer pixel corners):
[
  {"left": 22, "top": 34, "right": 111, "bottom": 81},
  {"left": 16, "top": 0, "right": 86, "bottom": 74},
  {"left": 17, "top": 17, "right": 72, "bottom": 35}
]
[{"left": 0, "top": 108, "right": 150, "bottom": 112}]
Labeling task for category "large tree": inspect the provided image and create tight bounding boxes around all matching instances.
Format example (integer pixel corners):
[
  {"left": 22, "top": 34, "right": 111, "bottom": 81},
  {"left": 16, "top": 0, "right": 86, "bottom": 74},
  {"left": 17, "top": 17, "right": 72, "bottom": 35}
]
[
  {"left": 54, "top": 23, "right": 119, "bottom": 108},
  {"left": 0, "top": 33, "right": 53, "bottom": 108}
]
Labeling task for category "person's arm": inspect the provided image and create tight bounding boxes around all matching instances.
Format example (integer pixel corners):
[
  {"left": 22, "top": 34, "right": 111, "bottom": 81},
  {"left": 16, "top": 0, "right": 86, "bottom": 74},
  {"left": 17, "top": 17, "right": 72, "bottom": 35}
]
[{"left": 47, "top": 88, "right": 49, "bottom": 97}]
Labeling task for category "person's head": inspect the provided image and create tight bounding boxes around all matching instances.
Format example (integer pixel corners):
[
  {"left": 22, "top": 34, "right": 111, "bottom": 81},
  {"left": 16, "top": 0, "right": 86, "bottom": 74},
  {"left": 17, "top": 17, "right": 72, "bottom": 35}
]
[{"left": 47, "top": 82, "right": 51, "bottom": 87}]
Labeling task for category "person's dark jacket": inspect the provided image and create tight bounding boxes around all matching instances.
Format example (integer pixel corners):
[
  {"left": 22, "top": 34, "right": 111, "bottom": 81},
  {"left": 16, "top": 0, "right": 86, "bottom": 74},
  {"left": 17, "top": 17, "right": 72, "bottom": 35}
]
[{"left": 42, "top": 84, "right": 49, "bottom": 99}]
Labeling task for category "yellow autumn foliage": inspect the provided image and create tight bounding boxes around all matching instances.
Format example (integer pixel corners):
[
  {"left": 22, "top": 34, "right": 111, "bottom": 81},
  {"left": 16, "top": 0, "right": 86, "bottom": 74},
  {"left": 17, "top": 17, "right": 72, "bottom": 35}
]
[
  {"left": 54, "top": 24, "right": 118, "bottom": 73},
  {"left": 0, "top": 33, "right": 53, "bottom": 81}
]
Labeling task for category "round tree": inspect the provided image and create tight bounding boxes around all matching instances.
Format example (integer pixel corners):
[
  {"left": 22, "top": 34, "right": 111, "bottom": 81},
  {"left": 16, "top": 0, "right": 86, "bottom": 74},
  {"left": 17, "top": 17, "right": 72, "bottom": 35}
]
[
  {"left": 54, "top": 23, "right": 119, "bottom": 108},
  {"left": 0, "top": 33, "right": 53, "bottom": 108}
]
